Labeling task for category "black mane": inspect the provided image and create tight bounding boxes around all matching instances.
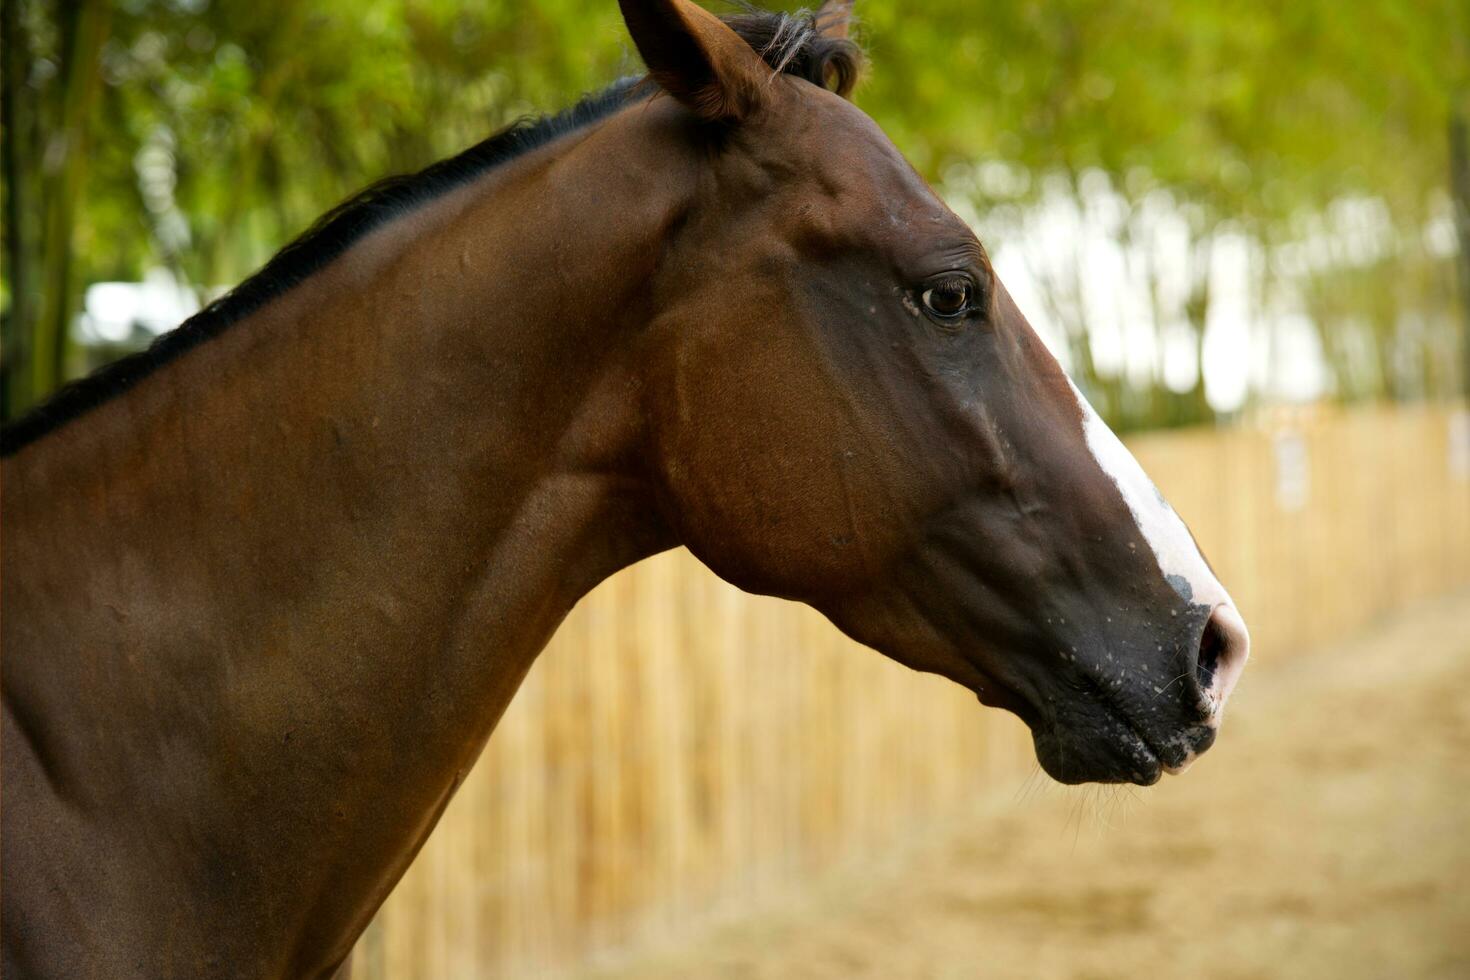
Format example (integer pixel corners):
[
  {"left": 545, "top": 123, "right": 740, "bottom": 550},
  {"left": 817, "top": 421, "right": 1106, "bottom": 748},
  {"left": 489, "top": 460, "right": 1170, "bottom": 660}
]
[
  {"left": 1, "top": 7, "right": 860, "bottom": 456},
  {"left": 0, "top": 81, "right": 640, "bottom": 456}
]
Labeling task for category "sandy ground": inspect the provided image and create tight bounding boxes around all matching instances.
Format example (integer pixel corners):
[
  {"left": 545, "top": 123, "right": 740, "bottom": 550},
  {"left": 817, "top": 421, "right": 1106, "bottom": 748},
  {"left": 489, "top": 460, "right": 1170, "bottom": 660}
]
[{"left": 586, "top": 589, "right": 1470, "bottom": 980}]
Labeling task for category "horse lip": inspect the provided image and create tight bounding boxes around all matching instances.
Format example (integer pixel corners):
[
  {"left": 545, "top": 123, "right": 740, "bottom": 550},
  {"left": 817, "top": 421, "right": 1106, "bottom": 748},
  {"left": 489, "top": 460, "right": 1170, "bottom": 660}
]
[
  {"left": 1110, "top": 705, "right": 1198, "bottom": 777},
  {"left": 970, "top": 660, "right": 1190, "bottom": 784},
  {"left": 1127, "top": 728, "right": 1165, "bottom": 772},
  {"left": 1112, "top": 718, "right": 1165, "bottom": 784},
  {"left": 986, "top": 678, "right": 1169, "bottom": 785}
]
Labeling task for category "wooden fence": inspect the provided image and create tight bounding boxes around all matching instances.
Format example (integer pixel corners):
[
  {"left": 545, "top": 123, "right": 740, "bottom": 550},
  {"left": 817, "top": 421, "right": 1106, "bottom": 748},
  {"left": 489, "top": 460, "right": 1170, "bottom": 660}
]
[{"left": 348, "top": 404, "right": 1470, "bottom": 978}]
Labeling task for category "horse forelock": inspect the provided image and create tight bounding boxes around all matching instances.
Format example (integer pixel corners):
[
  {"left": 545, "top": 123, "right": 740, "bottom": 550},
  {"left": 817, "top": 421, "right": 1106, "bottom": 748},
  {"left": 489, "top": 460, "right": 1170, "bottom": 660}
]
[{"left": 722, "top": 6, "right": 863, "bottom": 98}]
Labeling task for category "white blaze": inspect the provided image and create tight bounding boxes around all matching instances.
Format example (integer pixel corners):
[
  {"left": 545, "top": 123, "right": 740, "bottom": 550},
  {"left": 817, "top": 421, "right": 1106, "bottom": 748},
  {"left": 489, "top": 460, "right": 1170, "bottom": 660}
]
[
  {"left": 1067, "top": 379, "right": 1249, "bottom": 722},
  {"left": 1067, "top": 379, "right": 1229, "bottom": 611}
]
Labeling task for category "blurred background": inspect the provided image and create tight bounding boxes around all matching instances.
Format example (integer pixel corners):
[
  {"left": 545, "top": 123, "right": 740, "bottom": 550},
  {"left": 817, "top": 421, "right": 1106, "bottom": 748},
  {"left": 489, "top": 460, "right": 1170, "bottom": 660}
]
[{"left": 3, "top": 1, "right": 1468, "bottom": 978}]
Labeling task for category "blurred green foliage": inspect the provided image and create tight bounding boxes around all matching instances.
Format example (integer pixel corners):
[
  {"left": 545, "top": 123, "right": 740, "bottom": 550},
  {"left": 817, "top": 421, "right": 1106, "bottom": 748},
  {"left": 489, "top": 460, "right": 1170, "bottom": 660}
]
[
  {"left": 866, "top": 1, "right": 1466, "bottom": 216},
  {"left": 2, "top": 0, "right": 1467, "bottom": 424}
]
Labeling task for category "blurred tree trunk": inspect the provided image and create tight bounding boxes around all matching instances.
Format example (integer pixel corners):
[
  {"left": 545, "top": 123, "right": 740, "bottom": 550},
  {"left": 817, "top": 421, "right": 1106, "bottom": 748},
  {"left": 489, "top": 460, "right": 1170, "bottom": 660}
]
[
  {"left": 1451, "top": 110, "right": 1470, "bottom": 398},
  {"left": 1182, "top": 234, "right": 1215, "bottom": 426},
  {"left": 202, "top": 7, "right": 306, "bottom": 291},
  {"left": 26, "top": 0, "right": 110, "bottom": 415},
  {"left": 1, "top": 0, "right": 36, "bottom": 419}
]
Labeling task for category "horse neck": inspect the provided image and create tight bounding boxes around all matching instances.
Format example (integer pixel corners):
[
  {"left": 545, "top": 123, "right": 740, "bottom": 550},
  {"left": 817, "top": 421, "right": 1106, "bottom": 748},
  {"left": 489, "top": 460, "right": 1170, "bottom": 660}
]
[{"left": 1, "top": 104, "right": 683, "bottom": 974}]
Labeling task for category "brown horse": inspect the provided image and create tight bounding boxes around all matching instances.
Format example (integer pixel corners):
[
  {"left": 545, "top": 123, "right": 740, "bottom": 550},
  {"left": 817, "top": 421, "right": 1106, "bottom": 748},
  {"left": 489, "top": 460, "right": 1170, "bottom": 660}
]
[{"left": 1, "top": 1, "right": 1249, "bottom": 976}]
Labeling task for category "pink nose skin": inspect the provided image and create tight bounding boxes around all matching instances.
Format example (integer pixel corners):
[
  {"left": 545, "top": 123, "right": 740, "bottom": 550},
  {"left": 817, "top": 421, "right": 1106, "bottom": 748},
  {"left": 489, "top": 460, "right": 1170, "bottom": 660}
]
[
  {"left": 1197, "top": 603, "right": 1250, "bottom": 723},
  {"left": 1163, "top": 604, "right": 1250, "bottom": 776}
]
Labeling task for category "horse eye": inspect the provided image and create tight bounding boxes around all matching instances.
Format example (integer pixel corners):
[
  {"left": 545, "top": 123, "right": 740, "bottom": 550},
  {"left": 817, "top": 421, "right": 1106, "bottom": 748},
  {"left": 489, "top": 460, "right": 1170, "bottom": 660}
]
[{"left": 920, "top": 280, "right": 973, "bottom": 319}]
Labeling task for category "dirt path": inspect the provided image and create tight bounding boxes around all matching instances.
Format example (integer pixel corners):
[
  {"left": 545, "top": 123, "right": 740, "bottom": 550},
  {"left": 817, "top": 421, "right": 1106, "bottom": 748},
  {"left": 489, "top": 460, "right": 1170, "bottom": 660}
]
[{"left": 587, "top": 589, "right": 1470, "bottom": 980}]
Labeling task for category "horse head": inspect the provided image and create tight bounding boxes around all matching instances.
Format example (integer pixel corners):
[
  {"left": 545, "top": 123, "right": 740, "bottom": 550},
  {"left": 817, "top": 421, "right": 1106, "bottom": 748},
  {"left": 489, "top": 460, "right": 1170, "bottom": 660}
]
[{"left": 623, "top": 0, "right": 1249, "bottom": 785}]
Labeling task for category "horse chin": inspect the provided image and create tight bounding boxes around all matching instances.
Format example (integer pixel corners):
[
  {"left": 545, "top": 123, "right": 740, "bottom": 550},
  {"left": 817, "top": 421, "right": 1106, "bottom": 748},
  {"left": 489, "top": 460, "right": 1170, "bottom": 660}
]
[
  {"left": 965, "top": 675, "right": 1158, "bottom": 785},
  {"left": 1029, "top": 719, "right": 1165, "bottom": 787}
]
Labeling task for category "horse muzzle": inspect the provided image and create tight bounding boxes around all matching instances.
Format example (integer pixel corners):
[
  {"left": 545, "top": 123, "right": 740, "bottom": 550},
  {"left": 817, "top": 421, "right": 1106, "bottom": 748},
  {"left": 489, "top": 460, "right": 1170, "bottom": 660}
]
[{"left": 1023, "top": 600, "right": 1250, "bottom": 785}]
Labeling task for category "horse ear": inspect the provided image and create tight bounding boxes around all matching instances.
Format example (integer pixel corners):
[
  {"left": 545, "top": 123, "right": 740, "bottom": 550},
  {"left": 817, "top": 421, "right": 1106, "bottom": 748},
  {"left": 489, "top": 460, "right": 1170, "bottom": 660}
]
[
  {"left": 814, "top": 0, "right": 855, "bottom": 42},
  {"left": 618, "top": 0, "right": 769, "bottom": 122}
]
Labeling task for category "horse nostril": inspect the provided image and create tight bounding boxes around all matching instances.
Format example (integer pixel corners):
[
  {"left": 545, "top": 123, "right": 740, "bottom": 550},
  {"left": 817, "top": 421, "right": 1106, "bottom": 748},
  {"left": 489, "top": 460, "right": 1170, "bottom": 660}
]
[
  {"left": 1194, "top": 604, "right": 1250, "bottom": 721},
  {"left": 1196, "top": 616, "right": 1225, "bottom": 690}
]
